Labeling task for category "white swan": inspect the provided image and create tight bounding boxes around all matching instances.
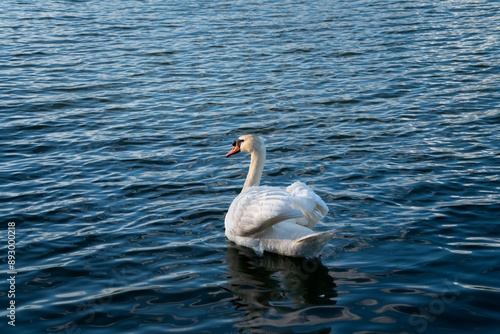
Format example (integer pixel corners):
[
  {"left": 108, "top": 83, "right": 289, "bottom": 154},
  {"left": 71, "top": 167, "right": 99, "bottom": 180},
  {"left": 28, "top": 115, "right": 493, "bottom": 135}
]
[{"left": 224, "top": 134, "right": 333, "bottom": 257}]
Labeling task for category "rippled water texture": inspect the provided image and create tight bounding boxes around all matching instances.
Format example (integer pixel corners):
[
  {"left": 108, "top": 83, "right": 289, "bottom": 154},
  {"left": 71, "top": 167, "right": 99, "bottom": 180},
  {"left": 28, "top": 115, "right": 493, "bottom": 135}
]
[{"left": 1, "top": 0, "right": 500, "bottom": 333}]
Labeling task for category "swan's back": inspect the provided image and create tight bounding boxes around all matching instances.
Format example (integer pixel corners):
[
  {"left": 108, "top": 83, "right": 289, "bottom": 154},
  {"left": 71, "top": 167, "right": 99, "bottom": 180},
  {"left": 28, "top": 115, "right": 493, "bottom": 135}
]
[
  {"left": 225, "top": 181, "right": 332, "bottom": 257},
  {"left": 225, "top": 185, "right": 303, "bottom": 238}
]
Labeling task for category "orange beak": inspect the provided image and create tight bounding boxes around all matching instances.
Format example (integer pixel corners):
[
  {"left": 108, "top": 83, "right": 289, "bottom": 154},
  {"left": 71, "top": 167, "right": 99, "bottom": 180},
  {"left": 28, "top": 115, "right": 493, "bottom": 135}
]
[{"left": 226, "top": 141, "right": 241, "bottom": 157}]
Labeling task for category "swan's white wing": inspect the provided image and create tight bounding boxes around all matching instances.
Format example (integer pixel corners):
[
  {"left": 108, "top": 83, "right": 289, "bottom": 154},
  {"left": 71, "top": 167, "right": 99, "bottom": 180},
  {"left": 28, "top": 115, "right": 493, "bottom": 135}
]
[
  {"left": 225, "top": 186, "right": 303, "bottom": 238},
  {"left": 286, "top": 181, "right": 328, "bottom": 228}
]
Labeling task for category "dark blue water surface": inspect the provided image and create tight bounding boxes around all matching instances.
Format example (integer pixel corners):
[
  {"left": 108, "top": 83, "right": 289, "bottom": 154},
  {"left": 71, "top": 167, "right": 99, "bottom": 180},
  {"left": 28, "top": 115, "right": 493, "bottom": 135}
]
[{"left": 1, "top": 0, "right": 500, "bottom": 333}]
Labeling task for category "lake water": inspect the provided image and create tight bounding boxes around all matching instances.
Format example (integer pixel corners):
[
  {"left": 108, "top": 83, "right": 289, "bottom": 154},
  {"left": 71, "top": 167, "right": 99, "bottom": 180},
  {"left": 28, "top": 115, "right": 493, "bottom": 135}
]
[{"left": 1, "top": 0, "right": 500, "bottom": 333}]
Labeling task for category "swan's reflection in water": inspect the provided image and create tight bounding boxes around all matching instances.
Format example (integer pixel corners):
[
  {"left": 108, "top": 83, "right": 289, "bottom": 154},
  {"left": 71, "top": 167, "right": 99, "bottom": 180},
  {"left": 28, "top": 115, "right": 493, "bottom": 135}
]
[{"left": 224, "top": 242, "right": 339, "bottom": 332}]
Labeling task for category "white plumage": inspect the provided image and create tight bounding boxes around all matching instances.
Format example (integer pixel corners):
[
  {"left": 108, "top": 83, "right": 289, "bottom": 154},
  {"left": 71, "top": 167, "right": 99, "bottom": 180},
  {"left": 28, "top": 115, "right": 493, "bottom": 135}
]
[{"left": 224, "top": 134, "right": 333, "bottom": 257}]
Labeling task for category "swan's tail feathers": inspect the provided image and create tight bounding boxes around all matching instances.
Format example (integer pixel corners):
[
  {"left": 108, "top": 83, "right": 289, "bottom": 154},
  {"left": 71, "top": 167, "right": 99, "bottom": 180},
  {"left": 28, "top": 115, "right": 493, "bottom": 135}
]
[{"left": 295, "top": 230, "right": 335, "bottom": 258}]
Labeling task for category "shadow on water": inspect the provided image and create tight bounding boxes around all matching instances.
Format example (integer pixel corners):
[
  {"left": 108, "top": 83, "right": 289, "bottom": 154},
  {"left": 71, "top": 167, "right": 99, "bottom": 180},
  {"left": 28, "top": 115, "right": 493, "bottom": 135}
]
[{"left": 223, "top": 242, "right": 339, "bottom": 333}]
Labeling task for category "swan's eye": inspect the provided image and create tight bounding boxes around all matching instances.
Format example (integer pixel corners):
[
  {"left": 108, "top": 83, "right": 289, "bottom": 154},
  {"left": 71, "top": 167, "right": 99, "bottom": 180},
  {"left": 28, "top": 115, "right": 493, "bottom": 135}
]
[{"left": 232, "top": 139, "right": 244, "bottom": 146}]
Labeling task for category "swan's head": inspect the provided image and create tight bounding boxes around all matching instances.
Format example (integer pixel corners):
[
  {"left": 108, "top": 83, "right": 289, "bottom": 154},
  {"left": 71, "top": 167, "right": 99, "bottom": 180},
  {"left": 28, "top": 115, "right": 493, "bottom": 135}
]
[{"left": 226, "top": 134, "right": 265, "bottom": 157}]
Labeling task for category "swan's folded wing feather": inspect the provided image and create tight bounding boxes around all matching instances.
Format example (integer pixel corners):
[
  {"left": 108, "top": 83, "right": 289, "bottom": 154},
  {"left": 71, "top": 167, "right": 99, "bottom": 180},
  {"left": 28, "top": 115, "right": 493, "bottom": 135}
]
[
  {"left": 226, "top": 186, "right": 303, "bottom": 237},
  {"left": 286, "top": 181, "right": 328, "bottom": 228}
]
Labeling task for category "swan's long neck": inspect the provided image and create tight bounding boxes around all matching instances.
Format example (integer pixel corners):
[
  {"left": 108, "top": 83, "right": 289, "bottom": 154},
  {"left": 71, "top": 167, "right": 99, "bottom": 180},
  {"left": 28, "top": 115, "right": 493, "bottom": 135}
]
[{"left": 242, "top": 148, "right": 265, "bottom": 191}]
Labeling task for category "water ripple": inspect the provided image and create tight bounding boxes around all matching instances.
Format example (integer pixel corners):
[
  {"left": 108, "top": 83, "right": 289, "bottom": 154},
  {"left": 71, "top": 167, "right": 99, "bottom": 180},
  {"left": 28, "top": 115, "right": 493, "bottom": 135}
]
[{"left": 1, "top": 0, "right": 500, "bottom": 333}]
